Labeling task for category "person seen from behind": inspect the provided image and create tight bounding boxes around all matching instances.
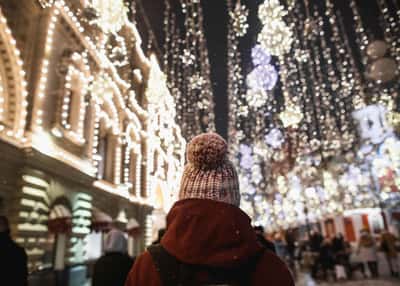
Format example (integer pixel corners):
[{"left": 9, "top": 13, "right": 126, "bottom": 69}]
[
  {"left": 357, "top": 228, "right": 378, "bottom": 278},
  {"left": 125, "top": 132, "right": 294, "bottom": 285},
  {"left": 0, "top": 215, "right": 28, "bottom": 286},
  {"left": 93, "top": 227, "right": 133, "bottom": 286},
  {"left": 380, "top": 229, "right": 399, "bottom": 277}
]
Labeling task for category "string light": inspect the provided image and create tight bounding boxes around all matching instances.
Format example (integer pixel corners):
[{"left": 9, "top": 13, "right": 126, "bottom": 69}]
[
  {"left": 229, "top": 1, "right": 249, "bottom": 37},
  {"left": 0, "top": 8, "right": 28, "bottom": 141},
  {"left": 163, "top": 0, "right": 215, "bottom": 140}
]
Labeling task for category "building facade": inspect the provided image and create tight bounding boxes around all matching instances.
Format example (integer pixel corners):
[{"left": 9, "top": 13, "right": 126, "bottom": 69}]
[{"left": 0, "top": 0, "right": 185, "bottom": 281}]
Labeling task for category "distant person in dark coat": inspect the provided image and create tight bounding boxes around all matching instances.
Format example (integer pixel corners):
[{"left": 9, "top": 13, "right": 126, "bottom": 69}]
[
  {"left": 254, "top": 226, "right": 276, "bottom": 254},
  {"left": 152, "top": 228, "right": 166, "bottom": 245},
  {"left": 310, "top": 230, "right": 324, "bottom": 252},
  {"left": 0, "top": 215, "right": 28, "bottom": 286},
  {"left": 93, "top": 228, "right": 133, "bottom": 286}
]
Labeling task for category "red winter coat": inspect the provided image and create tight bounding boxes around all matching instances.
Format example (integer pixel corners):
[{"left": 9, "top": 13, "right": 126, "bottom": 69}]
[{"left": 125, "top": 199, "right": 294, "bottom": 285}]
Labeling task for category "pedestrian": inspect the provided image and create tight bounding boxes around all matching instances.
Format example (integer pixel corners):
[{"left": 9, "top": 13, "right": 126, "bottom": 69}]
[
  {"left": 310, "top": 231, "right": 324, "bottom": 279},
  {"left": 274, "top": 233, "right": 288, "bottom": 259},
  {"left": 125, "top": 132, "right": 294, "bottom": 285},
  {"left": 285, "top": 229, "right": 296, "bottom": 262},
  {"left": 380, "top": 229, "right": 399, "bottom": 277},
  {"left": 93, "top": 228, "right": 133, "bottom": 286},
  {"left": 152, "top": 228, "right": 166, "bottom": 245},
  {"left": 357, "top": 229, "right": 378, "bottom": 278},
  {"left": 254, "top": 225, "right": 276, "bottom": 254},
  {"left": 310, "top": 230, "right": 324, "bottom": 253},
  {"left": 0, "top": 215, "right": 28, "bottom": 286},
  {"left": 331, "top": 233, "right": 351, "bottom": 278},
  {"left": 318, "top": 238, "right": 335, "bottom": 281}
]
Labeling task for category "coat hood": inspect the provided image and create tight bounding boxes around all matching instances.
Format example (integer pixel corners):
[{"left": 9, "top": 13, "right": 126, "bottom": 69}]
[{"left": 161, "top": 199, "right": 263, "bottom": 268}]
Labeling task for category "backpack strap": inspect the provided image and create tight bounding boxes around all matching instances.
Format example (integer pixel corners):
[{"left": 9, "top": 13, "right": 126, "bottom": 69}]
[
  {"left": 148, "top": 244, "right": 264, "bottom": 286},
  {"left": 148, "top": 244, "right": 180, "bottom": 286}
]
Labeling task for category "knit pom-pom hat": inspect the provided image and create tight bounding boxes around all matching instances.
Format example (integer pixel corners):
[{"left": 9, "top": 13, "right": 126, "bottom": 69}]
[{"left": 179, "top": 132, "right": 240, "bottom": 206}]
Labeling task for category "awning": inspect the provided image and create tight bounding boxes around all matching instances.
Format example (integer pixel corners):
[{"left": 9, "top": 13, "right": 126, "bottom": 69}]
[
  {"left": 126, "top": 218, "right": 140, "bottom": 237},
  {"left": 48, "top": 205, "right": 72, "bottom": 234},
  {"left": 91, "top": 209, "right": 112, "bottom": 232}
]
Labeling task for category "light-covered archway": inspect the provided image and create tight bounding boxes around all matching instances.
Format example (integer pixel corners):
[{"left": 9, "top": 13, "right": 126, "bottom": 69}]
[{"left": 0, "top": 8, "right": 28, "bottom": 141}]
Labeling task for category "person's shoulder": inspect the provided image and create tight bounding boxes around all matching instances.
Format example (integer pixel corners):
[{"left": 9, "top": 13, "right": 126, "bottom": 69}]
[
  {"left": 125, "top": 251, "right": 161, "bottom": 286},
  {"left": 135, "top": 251, "right": 153, "bottom": 265},
  {"left": 253, "top": 250, "right": 294, "bottom": 286}
]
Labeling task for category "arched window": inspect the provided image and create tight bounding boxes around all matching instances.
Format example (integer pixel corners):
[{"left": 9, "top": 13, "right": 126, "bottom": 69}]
[{"left": 55, "top": 51, "right": 90, "bottom": 145}]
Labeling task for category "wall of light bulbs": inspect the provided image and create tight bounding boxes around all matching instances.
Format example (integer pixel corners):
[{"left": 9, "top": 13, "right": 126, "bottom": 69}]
[
  {"left": 0, "top": 7, "right": 29, "bottom": 143},
  {"left": 0, "top": 0, "right": 186, "bottom": 268}
]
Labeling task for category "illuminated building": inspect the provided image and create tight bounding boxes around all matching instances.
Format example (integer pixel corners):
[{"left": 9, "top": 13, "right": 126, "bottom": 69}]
[{"left": 0, "top": 0, "right": 185, "bottom": 275}]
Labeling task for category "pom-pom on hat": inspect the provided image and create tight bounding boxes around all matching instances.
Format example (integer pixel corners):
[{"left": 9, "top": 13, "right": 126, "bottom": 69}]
[{"left": 179, "top": 132, "right": 240, "bottom": 206}]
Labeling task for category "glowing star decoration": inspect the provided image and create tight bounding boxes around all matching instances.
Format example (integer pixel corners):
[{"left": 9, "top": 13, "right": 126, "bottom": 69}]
[
  {"left": 238, "top": 105, "right": 249, "bottom": 117},
  {"left": 246, "top": 89, "right": 268, "bottom": 109},
  {"left": 294, "top": 49, "right": 310, "bottom": 63},
  {"left": 257, "top": 0, "right": 293, "bottom": 56},
  {"left": 229, "top": 2, "right": 249, "bottom": 37},
  {"left": 265, "top": 128, "right": 284, "bottom": 149},
  {"left": 246, "top": 64, "right": 278, "bottom": 91},
  {"left": 252, "top": 44, "right": 271, "bottom": 66},
  {"left": 279, "top": 102, "right": 303, "bottom": 127},
  {"left": 180, "top": 49, "right": 195, "bottom": 66},
  {"left": 91, "top": 0, "right": 128, "bottom": 34},
  {"left": 189, "top": 73, "right": 205, "bottom": 90}
]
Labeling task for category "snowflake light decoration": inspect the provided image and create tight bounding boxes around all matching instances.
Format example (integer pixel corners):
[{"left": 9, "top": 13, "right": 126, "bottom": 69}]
[
  {"left": 240, "top": 154, "right": 254, "bottom": 170},
  {"left": 246, "top": 89, "right": 269, "bottom": 109},
  {"left": 230, "top": 3, "right": 249, "bottom": 37},
  {"left": 265, "top": 128, "right": 284, "bottom": 149},
  {"left": 91, "top": 0, "right": 128, "bottom": 34},
  {"left": 252, "top": 44, "right": 271, "bottom": 66},
  {"left": 258, "top": 0, "right": 288, "bottom": 22},
  {"left": 257, "top": 0, "right": 293, "bottom": 56},
  {"left": 239, "top": 144, "right": 252, "bottom": 157},
  {"left": 238, "top": 105, "right": 249, "bottom": 117},
  {"left": 246, "top": 64, "right": 278, "bottom": 91},
  {"left": 189, "top": 73, "right": 205, "bottom": 90},
  {"left": 279, "top": 101, "right": 303, "bottom": 127},
  {"left": 258, "top": 21, "right": 293, "bottom": 56},
  {"left": 180, "top": 49, "right": 195, "bottom": 66}
]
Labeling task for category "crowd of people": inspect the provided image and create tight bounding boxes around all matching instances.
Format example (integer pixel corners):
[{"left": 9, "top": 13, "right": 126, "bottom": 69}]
[{"left": 264, "top": 227, "right": 400, "bottom": 282}]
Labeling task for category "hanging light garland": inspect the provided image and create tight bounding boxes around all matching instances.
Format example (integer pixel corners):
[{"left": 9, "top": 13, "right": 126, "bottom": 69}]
[
  {"left": 163, "top": 0, "right": 215, "bottom": 140},
  {"left": 91, "top": 0, "right": 128, "bottom": 34},
  {"left": 229, "top": 1, "right": 249, "bottom": 37}
]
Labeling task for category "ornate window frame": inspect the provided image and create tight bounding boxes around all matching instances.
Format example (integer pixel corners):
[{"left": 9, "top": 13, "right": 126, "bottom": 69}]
[{"left": 54, "top": 50, "right": 91, "bottom": 146}]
